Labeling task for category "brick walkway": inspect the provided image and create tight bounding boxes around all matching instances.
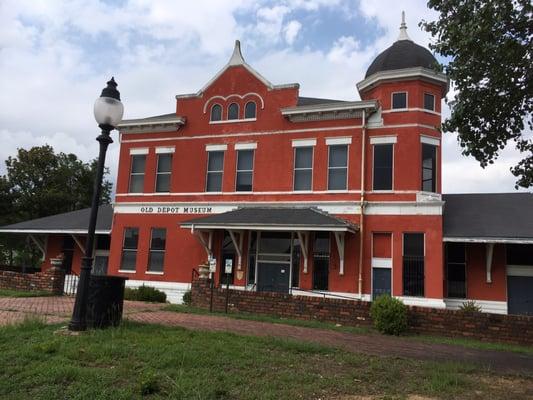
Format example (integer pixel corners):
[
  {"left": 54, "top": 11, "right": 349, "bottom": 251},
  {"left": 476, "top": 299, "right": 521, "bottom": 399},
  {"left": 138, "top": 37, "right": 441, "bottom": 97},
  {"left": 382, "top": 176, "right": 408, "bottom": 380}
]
[{"left": 1, "top": 295, "right": 532, "bottom": 375}]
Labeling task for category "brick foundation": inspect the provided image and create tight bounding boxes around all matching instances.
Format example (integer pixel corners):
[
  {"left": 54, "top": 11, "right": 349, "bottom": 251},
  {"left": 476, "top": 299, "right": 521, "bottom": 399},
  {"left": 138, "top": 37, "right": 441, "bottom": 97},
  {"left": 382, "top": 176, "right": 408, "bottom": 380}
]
[
  {"left": 191, "top": 280, "right": 533, "bottom": 346},
  {"left": 0, "top": 267, "right": 66, "bottom": 295}
]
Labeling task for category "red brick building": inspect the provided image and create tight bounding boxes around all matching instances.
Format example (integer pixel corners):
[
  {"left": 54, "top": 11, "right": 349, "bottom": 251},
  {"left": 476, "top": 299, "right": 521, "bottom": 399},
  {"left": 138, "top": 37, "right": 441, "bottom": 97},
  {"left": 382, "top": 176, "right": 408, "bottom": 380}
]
[{"left": 2, "top": 19, "right": 532, "bottom": 313}]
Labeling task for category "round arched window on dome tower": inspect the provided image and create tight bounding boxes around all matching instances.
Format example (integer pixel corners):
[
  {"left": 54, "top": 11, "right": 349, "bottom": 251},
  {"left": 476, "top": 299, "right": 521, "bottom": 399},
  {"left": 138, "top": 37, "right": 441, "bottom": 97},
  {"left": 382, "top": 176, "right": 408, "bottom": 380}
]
[
  {"left": 244, "top": 101, "right": 256, "bottom": 119},
  {"left": 210, "top": 104, "right": 222, "bottom": 121}
]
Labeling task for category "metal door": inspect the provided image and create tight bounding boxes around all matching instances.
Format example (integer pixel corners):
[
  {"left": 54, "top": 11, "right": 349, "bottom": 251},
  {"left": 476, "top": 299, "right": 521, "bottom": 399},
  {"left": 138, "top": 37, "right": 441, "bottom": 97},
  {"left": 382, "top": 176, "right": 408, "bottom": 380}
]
[
  {"left": 372, "top": 268, "right": 391, "bottom": 299},
  {"left": 257, "top": 262, "right": 290, "bottom": 293},
  {"left": 508, "top": 276, "right": 533, "bottom": 315}
]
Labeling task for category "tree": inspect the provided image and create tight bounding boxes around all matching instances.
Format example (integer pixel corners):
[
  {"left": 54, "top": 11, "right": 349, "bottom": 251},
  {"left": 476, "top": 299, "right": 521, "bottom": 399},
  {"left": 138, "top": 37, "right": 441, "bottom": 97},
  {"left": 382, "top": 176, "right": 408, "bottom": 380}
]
[{"left": 421, "top": 0, "right": 533, "bottom": 188}]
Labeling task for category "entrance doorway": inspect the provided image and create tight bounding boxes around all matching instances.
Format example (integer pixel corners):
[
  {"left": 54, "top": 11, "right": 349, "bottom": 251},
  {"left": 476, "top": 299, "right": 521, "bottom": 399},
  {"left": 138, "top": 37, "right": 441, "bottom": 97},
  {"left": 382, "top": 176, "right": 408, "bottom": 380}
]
[
  {"left": 372, "top": 268, "right": 391, "bottom": 299},
  {"left": 255, "top": 232, "right": 292, "bottom": 294},
  {"left": 313, "top": 232, "right": 330, "bottom": 290}
]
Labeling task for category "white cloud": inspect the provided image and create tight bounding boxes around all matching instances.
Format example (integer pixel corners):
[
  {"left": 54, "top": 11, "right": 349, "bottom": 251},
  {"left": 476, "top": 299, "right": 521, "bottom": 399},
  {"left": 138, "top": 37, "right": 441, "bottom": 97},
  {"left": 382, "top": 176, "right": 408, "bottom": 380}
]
[{"left": 283, "top": 20, "right": 302, "bottom": 45}]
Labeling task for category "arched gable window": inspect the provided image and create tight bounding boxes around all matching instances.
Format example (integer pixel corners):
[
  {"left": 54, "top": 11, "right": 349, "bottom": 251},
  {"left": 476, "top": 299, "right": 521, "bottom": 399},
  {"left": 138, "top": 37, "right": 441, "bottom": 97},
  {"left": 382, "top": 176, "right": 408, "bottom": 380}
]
[
  {"left": 244, "top": 101, "right": 256, "bottom": 119},
  {"left": 228, "top": 103, "right": 239, "bottom": 120},
  {"left": 210, "top": 104, "right": 222, "bottom": 121}
]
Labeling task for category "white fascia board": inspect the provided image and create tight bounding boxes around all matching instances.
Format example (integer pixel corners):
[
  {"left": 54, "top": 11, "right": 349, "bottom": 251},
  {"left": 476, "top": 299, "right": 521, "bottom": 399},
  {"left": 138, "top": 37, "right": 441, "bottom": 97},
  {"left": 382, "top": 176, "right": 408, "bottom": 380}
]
[
  {"left": 365, "top": 201, "right": 444, "bottom": 215},
  {"left": 443, "top": 237, "right": 533, "bottom": 244},
  {"left": 235, "top": 142, "right": 257, "bottom": 150},
  {"left": 292, "top": 139, "right": 317, "bottom": 147},
  {"left": 0, "top": 229, "right": 110, "bottom": 235},
  {"left": 281, "top": 100, "right": 377, "bottom": 116},
  {"left": 119, "top": 117, "right": 185, "bottom": 128},
  {"left": 420, "top": 135, "right": 440, "bottom": 146},
  {"left": 357, "top": 67, "right": 449, "bottom": 93},
  {"left": 326, "top": 137, "right": 352, "bottom": 145},
  {"left": 205, "top": 144, "right": 228, "bottom": 152},
  {"left": 370, "top": 135, "right": 397, "bottom": 145},
  {"left": 155, "top": 146, "right": 175, "bottom": 154},
  {"left": 130, "top": 148, "right": 149, "bottom": 155},
  {"left": 180, "top": 224, "right": 355, "bottom": 233}
]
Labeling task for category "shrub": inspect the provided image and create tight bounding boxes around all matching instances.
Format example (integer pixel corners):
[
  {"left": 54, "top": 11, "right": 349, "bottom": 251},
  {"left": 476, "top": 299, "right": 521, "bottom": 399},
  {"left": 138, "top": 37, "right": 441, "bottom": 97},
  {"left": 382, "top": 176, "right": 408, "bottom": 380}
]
[
  {"left": 139, "top": 371, "right": 160, "bottom": 395},
  {"left": 370, "top": 295, "right": 408, "bottom": 336},
  {"left": 182, "top": 290, "right": 192, "bottom": 306},
  {"left": 124, "top": 285, "right": 167, "bottom": 303},
  {"left": 459, "top": 300, "right": 481, "bottom": 313}
]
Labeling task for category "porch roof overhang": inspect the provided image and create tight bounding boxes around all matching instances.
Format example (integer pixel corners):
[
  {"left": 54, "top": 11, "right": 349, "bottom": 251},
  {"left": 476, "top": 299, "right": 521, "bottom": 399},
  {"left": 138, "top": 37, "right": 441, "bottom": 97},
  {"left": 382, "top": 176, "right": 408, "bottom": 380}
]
[{"left": 180, "top": 207, "right": 357, "bottom": 233}]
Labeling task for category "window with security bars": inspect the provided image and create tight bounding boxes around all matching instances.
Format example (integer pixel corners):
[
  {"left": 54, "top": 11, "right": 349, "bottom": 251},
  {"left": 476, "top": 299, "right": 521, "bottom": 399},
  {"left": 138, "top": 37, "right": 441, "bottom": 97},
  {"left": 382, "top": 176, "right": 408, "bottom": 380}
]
[
  {"left": 236, "top": 149, "right": 254, "bottom": 191},
  {"left": 206, "top": 151, "right": 224, "bottom": 192},
  {"left": 403, "top": 233, "right": 424, "bottom": 297},
  {"left": 446, "top": 242, "right": 466, "bottom": 298},
  {"left": 155, "top": 153, "right": 172, "bottom": 192},
  {"left": 422, "top": 144, "right": 437, "bottom": 192},
  {"left": 120, "top": 228, "right": 139, "bottom": 271},
  {"left": 327, "top": 144, "right": 348, "bottom": 190},
  {"left": 294, "top": 146, "right": 313, "bottom": 191},
  {"left": 148, "top": 228, "right": 166, "bottom": 272},
  {"left": 129, "top": 155, "right": 145, "bottom": 193}
]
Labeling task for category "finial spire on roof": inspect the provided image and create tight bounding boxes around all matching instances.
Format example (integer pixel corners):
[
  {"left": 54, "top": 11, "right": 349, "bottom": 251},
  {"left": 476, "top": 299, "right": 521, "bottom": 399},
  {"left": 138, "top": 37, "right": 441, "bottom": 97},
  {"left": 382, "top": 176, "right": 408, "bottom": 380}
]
[
  {"left": 228, "top": 40, "right": 245, "bottom": 66},
  {"left": 397, "top": 11, "right": 411, "bottom": 41}
]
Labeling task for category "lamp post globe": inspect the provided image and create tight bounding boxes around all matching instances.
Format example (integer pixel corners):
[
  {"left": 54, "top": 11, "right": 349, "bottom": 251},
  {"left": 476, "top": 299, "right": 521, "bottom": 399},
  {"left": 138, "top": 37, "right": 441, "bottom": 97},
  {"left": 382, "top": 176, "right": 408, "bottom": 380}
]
[{"left": 68, "top": 77, "right": 123, "bottom": 332}]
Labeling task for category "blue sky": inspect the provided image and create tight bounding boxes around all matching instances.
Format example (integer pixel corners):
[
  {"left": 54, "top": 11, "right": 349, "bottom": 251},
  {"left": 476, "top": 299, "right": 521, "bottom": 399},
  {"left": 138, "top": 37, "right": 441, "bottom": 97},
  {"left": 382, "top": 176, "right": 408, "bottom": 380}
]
[{"left": 0, "top": 0, "right": 527, "bottom": 193}]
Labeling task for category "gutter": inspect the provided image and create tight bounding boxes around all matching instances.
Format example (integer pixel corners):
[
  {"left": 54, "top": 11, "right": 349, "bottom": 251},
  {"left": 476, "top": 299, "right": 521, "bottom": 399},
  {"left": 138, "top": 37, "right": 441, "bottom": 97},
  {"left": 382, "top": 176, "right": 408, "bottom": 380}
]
[{"left": 358, "top": 109, "right": 367, "bottom": 298}]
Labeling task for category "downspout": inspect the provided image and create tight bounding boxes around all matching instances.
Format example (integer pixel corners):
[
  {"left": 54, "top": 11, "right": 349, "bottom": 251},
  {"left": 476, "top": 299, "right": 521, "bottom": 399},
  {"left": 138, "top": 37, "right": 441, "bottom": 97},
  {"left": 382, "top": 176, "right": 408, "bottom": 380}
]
[{"left": 358, "top": 109, "right": 367, "bottom": 298}]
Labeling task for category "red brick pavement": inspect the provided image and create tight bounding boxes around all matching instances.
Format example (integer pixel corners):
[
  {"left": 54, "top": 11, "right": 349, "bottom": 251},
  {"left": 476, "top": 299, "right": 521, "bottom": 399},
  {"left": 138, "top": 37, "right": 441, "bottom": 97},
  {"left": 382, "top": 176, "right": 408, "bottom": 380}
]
[{"left": 1, "top": 296, "right": 532, "bottom": 376}]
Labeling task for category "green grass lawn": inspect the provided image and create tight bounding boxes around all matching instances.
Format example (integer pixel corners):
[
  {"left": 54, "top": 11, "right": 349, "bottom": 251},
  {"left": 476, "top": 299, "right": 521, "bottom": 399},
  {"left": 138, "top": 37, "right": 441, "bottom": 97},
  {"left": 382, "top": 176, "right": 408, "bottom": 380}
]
[
  {"left": 0, "top": 288, "right": 56, "bottom": 298},
  {"left": 164, "top": 304, "right": 533, "bottom": 355},
  {"left": 1, "top": 318, "right": 530, "bottom": 400}
]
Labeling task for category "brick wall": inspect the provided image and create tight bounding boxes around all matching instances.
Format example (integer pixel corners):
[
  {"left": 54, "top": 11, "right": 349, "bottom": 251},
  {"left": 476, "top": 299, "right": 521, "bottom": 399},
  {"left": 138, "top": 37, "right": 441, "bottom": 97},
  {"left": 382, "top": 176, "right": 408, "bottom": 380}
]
[
  {"left": 0, "top": 267, "right": 65, "bottom": 294},
  {"left": 191, "top": 280, "right": 533, "bottom": 346}
]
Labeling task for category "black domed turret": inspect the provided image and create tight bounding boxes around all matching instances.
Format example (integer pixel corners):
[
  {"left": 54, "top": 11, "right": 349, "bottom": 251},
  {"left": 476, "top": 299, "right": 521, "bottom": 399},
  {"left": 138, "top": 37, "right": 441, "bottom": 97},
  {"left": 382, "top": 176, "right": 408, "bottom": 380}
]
[{"left": 365, "top": 12, "right": 438, "bottom": 78}]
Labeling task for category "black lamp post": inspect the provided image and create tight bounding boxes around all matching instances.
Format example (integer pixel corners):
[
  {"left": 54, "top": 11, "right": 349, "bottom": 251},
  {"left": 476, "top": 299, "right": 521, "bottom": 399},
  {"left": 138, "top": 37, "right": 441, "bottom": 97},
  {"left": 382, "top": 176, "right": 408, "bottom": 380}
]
[{"left": 68, "top": 77, "right": 124, "bottom": 331}]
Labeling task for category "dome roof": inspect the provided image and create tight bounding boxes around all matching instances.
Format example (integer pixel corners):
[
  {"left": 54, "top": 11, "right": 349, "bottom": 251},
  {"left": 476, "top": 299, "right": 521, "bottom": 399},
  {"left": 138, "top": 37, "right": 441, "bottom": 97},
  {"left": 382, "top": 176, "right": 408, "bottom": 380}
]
[{"left": 365, "top": 12, "right": 438, "bottom": 78}]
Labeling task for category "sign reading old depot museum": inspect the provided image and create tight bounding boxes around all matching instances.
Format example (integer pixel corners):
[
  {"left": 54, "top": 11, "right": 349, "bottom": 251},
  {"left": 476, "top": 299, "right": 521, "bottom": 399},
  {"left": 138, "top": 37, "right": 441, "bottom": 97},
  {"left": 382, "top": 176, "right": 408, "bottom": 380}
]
[{"left": 112, "top": 203, "right": 238, "bottom": 215}]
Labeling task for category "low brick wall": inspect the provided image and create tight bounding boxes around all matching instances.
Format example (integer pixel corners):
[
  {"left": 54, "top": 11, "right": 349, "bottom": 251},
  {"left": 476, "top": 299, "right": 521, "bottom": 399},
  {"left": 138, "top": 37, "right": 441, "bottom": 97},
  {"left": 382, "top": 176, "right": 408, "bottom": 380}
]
[
  {"left": 0, "top": 267, "right": 65, "bottom": 295},
  {"left": 191, "top": 280, "right": 533, "bottom": 346}
]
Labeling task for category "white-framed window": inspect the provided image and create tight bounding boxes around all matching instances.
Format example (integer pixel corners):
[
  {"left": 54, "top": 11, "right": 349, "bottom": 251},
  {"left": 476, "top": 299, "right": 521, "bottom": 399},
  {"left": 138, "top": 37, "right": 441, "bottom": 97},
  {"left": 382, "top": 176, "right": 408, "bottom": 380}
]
[
  {"left": 327, "top": 144, "right": 348, "bottom": 190},
  {"left": 421, "top": 143, "right": 437, "bottom": 192},
  {"left": 293, "top": 146, "right": 313, "bottom": 191},
  {"left": 236, "top": 149, "right": 254, "bottom": 191},
  {"left": 120, "top": 227, "right": 139, "bottom": 271},
  {"left": 373, "top": 144, "right": 394, "bottom": 191},
  {"left": 228, "top": 103, "right": 239, "bottom": 120},
  {"left": 206, "top": 151, "right": 224, "bottom": 192},
  {"left": 424, "top": 93, "right": 435, "bottom": 111},
  {"left": 148, "top": 228, "right": 166, "bottom": 273},
  {"left": 155, "top": 153, "right": 172, "bottom": 192},
  {"left": 129, "top": 154, "right": 146, "bottom": 193},
  {"left": 392, "top": 91, "right": 407, "bottom": 109},
  {"left": 210, "top": 104, "right": 222, "bottom": 121},
  {"left": 244, "top": 101, "right": 256, "bottom": 119}
]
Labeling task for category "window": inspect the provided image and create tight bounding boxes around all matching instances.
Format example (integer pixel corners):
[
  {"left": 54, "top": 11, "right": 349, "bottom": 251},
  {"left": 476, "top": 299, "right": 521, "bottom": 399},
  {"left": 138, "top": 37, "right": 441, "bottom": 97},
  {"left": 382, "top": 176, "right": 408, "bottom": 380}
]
[
  {"left": 422, "top": 144, "right": 437, "bottom": 192},
  {"left": 313, "top": 232, "right": 330, "bottom": 290},
  {"left": 155, "top": 153, "right": 172, "bottom": 192},
  {"left": 507, "top": 244, "right": 533, "bottom": 265},
  {"left": 244, "top": 101, "right": 256, "bottom": 119},
  {"left": 236, "top": 149, "right": 254, "bottom": 191},
  {"left": 206, "top": 151, "right": 224, "bottom": 192},
  {"left": 148, "top": 228, "right": 166, "bottom": 272},
  {"left": 129, "top": 155, "right": 146, "bottom": 193},
  {"left": 446, "top": 243, "right": 466, "bottom": 298},
  {"left": 373, "top": 144, "right": 393, "bottom": 190},
  {"left": 424, "top": 93, "right": 435, "bottom": 111},
  {"left": 210, "top": 104, "right": 222, "bottom": 121},
  {"left": 294, "top": 147, "right": 313, "bottom": 191},
  {"left": 403, "top": 233, "right": 424, "bottom": 297},
  {"left": 392, "top": 92, "right": 407, "bottom": 109},
  {"left": 328, "top": 145, "right": 348, "bottom": 190},
  {"left": 228, "top": 103, "right": 239, "bottom": 120},
  {"left": 120, "top": 228, "right": 139, "bottom": 271}
]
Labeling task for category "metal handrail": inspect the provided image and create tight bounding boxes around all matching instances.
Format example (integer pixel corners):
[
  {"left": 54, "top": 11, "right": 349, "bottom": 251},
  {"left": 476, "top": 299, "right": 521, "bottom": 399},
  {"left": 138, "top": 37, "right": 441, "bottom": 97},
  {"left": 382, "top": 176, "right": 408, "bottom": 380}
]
[{"left": 291, "top": 287, "right": 362, "bottom": 301}]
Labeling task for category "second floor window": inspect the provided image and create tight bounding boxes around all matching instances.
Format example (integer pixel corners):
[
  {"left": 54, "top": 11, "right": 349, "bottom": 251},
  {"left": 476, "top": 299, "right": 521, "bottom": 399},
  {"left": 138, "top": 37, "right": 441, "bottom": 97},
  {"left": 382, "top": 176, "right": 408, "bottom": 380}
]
[
  {"left": 148, "top": 228, "right": 166, "bottom": 273},
  {"left": 373, "top": 144, "right": 393, "bottom": 190},
  {"left": 294, "top": 146, "right": 313, "bottom": 191},
  {"left": 328, "top": 145, "right": 348, "bottom": 190},
  {"left": 206, "top": 151, "right": 224, "bottom": 192},
  {"left": 129, "top": 154, "right": 146, "bottom": 193},
  {"left": 210, "top": 104, "right": 222, "bottom": 121},
  {"left": 424, "top": 93, "right": 435, "bottom": 111},
  {"left": 155, "top": 153, "right": 172, "bottom": 192},
  {"left": 392, "top": 92, "right": 407, "bottom": 109},
  {"left": 228, "top": 103, "right": 239, "bottom": 120},
  {"left": 244, "top": 101, "right": 256, "bottom": 119},
  {"left": 236, "top": 149, "right": 254, "bottom": 191},
  {"left": 120, "top": 227, "right": 139, "bottom": 271},
  {"left": 422, "top": 144, "right": 437, "bottom": 192}
]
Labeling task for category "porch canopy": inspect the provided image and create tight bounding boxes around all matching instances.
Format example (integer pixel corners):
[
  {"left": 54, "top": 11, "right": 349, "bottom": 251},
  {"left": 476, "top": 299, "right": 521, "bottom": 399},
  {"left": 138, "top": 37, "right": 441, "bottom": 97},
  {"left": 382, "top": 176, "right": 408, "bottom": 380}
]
[{"left": 181, "top": 207, "right": 357, "bottom": 275}]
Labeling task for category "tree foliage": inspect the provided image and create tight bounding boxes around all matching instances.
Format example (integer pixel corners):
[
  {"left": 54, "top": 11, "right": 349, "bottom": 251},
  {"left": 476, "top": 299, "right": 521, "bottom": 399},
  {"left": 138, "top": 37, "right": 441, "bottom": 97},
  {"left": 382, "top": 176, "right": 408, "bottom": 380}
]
[{"left": 421, "top": 0, "right": 533, "bottom": 188}]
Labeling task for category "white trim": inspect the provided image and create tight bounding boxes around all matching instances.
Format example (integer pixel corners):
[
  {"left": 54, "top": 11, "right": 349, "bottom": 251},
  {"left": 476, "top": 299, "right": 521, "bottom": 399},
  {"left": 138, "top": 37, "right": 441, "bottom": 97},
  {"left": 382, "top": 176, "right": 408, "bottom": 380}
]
[
  {"left": 0, "top": 229, "right": 110, "bottom": 234},
  {"left": 115, "top": 189, "right": 362, "bottom": 196},
  {"left": 357, "top": 67, "right": 449, "bottom": 94},
  {"left": 326, "top": 137, "right": 352, "bottom": 145},
  {"left": 365, "top": 201, "right": 443, "bottom": 215},
  {"left": 235, "top": 142, "right": 257, "bottom": 150},
  {"left": 210, "top": 118, "right": 258, "bottom": 125},
  {"left": 420, "top": 135, "right": 440, "bottom": 146},
  {"left": 129, "top": 148, "right": 149, "bottom": 155},
  {"left": 292, "top": 139, "right": 317, "bottom": 147},
  {"left": 145, "top": 271, "right": 165, "bottom": 275},
  {"left": 370, "top": 135, "right": 397, "bottom": 145},
  {"left": 368, "top": 123, "right": 438, "bottom": 131},
  {"left": 507, "top": 265, "right": 533, "bottom": 277},
  {"left": 291, "top": 289, "right": 371, "bottom": 302},
  {"left": 125, "top": 280, "right": 190, "bottom": 304},
  {"left": 371, "top": 258, "right": 392, "bottom": 268},
  {"left": 202, "top": 92, "right": 265, "bottom": 113},
  {"left": 155, "top": 146, "right": 175, "bottom": 154},
  {"left": 118, "top": 269, "right": 136, "bottom": 274},
  {"left": 205, "top": 144, "right": 228, "bottom": 152},
  {"left": 382, "top": 107, "right": 441, "bottom": 116},
  {"left": 397, "top": 296, "right": 446, "bottom": 309},
  {"left": 281, "top": 100, "right": 377, "bottom": 116},
  {"left": 443, "top": 237, "right": 533, "bottom": 244},
  {"left": 444, "top": 298, "right": 507, "bottom": 314},
  {"left": 185, "top": 224, "right": 354, "bottom": 233}
]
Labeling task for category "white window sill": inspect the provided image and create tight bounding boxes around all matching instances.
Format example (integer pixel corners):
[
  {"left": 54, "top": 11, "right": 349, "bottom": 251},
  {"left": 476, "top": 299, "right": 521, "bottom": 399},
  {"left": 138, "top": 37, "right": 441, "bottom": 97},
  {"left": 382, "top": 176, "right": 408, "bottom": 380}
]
[
  {"left": 118, "top": 270, "right": 136, "bottom": 274},
  {"left": 210, "top": 118, "right": 256, "bottom": 125},
  {"left": 389, "top": 108, "right": 408, "bottom": 112},
  {"left": 146, "top": 271, "right": 164, "bottom": 275},
  {"left": 325, "top": 190, "right": 349, "bottom": 193},
  {"left": 371, "top": 190, "right": 394, "bottom": 193}
]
